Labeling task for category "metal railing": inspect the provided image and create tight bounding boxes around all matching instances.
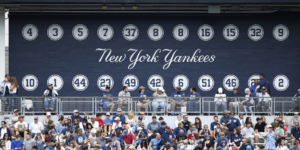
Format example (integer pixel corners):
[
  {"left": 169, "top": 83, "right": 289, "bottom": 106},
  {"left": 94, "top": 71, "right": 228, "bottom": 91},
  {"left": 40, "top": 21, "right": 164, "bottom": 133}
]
[{"left": 0, "top": 96, "right": 297, "bottom": 115}]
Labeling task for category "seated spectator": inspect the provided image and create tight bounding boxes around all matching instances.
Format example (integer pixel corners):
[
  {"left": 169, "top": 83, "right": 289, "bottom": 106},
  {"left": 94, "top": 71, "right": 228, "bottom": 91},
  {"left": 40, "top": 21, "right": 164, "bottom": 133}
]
[
  {"left": 14, "top": 115, "right": 27, "bottom": 138},
  {"left": 224, "top": 111, "right": 241, "bottom": 137},
  {"left": 126, "top": 111, "right": 136, "bottom": 133},
  {"left": 112, "top": 117, "right": 122, "bottom": 131},
  {"left": 274, "top": 121, "right": 289, "bottom": 145},
  {"left": 180, "top": 139, "right": 193, "bottom": 150},
  {"left": 135, "top": 123, "right": 147, "bottom": 137},
  {"left": 95, "top": 113, "right": 104, "bottom": 129},
  {"left": 244, "top": 117, "right": 255, "bottom": 129},
  {"left": 188, "top": 133, "right": 198, "bottom": 148},
  {"left": 43, "top": 112, "right": 52, "bottom": 129},
  {"left": 134, "top": 134, "right": 145, "bottom": 149},
  {"left": 45, "top": 142, "right": 55, "bottom": 150},
  {"left": 158, "top": 121, "right": 166, "bottom": 135},
  {"left": 238, "top": 113, "right": 245, "bottom": 128},
  {"left": 80, "top": 140, "right": 91, "bottom": 150},
  {"left": 214, "top": 87, "right": 227, "bottom": 112},
  {"left": 161, "top": 126, "right": 175, "bottom": 143},
  {"left": 188, "top": 128, "right": 199, "bottom": 140},
  {"left": 74, "top": 128, "right": 86, "bottom": 146},
  {"left": 133, "top": 117, "right": 144, "bottom": 135},
  {"left": 202, "top": 134, "right": 213, "bottom": 149},
  {"left": 194, "top": 140, "right": 204, "bottom": 150},
  {"left": 2, "top": 133, "right": 11, "bottom": 150},
  {"left": 29, "top": 117, "right": 44, "bottom": 138},
  {"left": 291, "top": 112, "right": 300, "bottom": 128},
  {"left": 147, "top": 130, "right": 158, "bottom": 144},
  {"left": 12, "top": 109, "right": 20, "bottom": 125},
  {"left": 291, "top": 122, "right": 300, "bottom": 146},
  {"left": 254, "top": 117, "right": 267, "bottom": 143},
  {"left": 261, "top": 116, "right": 269, "bottom": 126},
  {"left": 147, "top": 116, "right": 161, "bottom": 134},
  {"left": 82, "top": 112, "right": 90, "bottom": 130},
  {"left": 139, "top": 112, "right": 149, "bottom": 128},
  {"left": 241, "top": 88, "right": 255, "bottom": 115},
  {"left": 90, "top": 115, "right": 99, "bottom": 130},
  {"left": 262, "top": 125, "right": 276, "bottom": 150},
  {"left": 149, "top": 133, "right": 164, "bottom": 150},
  {"left": 159, "top": 117, "right": 164, "bottom": 123},
  {"left": 199, "top": 124, "right": 213, "bottom": 140},
  {"left": 10, "top": 126, "right": 16, "bottom": 139},
  {"left": 175, "top": 114, "right": 183, "bottom": 128},
  {"left": 23, "top": 134, "right": 34, "bottom": 150},
  {"left": 220, "top": 110, "right": 230, "bottom": 126},
  {"left": 93, "top": 133, "right": 106, "bottom": 149},
  {"left": 169, "top": 86, "right": 186, "bottom": 114},
  {"left": 56, "top": 114, "right": 65, "bottom": 134},
  {"left": 187, "top": 87, "right": 201, "bottom": 113},
  {"left": 241, "top": 122, "right": 255, "bottom": 146},
  {"left": 231, "top": 128, "right": 242, "bottom": 149},
  {"left": 103, "top": 112, "right": 113, "bottom": 136},
  {"left": 45, "top": 120, "right": 56, "bottom": 136},
  {"left": 152, "top": 87, "right": 167, "bottom": 114},
  {"left": 255, "top": 86, "right": 271, "bottom": 112},
  {"left": 228, "top": 87, "right": 241, "bottom": 112},
  {"left": 276, "top": 139, "right": 288, "bottom": 150},
  {"left": 44, "top": 129, "right": 52, "bottom": 146},
  {"left": 63, "top": 134, "right": 73, "bottom": 147},
  {"left": 194, "top": 117, "right": 202, "bottom": 132},
  {"left": 136, "top": 139, "right": 147, "bottom": 150},
  {"left": 210, "top": 116, "right": 218, "bottom": 131},
  {"left": 118, "top": 86, "right": 131, "bottom": 109},
  {"left": 101, "top": 86, "right": 114, "bottom": 112},
  {"left": 113, "top": 109, "right": 126, "bottom": 123},
  {"left": 222, "top": 127, "right": 231, "bottom": 142},
  {"left": 111, "top": 129, "right": 124, "bottom": 147},
  {"left": 216, "top": 140, "right": 228, "bottom": 150},
  {"left": 289, "top": 140, "right": 299, "bottom": 150},
  {"left": 213, "top": 132, "right": 229, "bottom": 149},
  {"left": 123, "top": 129, "right": 135, "bottom": 145},
  {"left": 174, "top": 123, "right": 187, "bottom": 137},
  {"left": 137, "top": 86, "right": 149, "bottom": 113},
  {"left": 100, "top": 139, "right": 112, "bottom": 150},
  {"left": 86, "top": 123, "right": 96, "bottom": 140},
  {"left": 175, "top": 130, "right": 187, "bottom": 148},
  {"left": 11, "top": 135, "right": 23, "bottom": 150},
  {"left": 0, "top": 121, "right": 12, "bottom": 141},
  {"left": 239, "top": 139, "right": 253, "bottom": 150},
  {"left": 162, "top": 140, "right": 177, "bottom": 150},
  {"left": 61, "top": 122, "right": 73, "bottom": 136},
  {"left": 213, "top": 122, "right": 222, "bottom": 139},
  {"left": 182, "top": 115, "right": 191, "bottom": 132},
  {"left": 66, "top": 141, "right": 77, "bottom": 150},
  {"left": 271, "top": 117, "right": 279, "bottom": 129},
  {"left": 115, "top": 122, "right": 127, "bottom": 134},
  {"left": 278, "top": 112, "right": 289, "bottom": 128},
  {"left": 43, "top": 83, "right": 59, "bottom": 111},
  {"left": 71, "top": 110, "right": 83, "bottom": 123}
]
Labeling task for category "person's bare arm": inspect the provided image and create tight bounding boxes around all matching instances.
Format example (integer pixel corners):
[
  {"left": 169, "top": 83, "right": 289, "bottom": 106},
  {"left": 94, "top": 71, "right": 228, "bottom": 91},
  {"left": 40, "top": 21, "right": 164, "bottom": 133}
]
[{"left": 284, "top": 118, "right": 289, "bottom": 127}]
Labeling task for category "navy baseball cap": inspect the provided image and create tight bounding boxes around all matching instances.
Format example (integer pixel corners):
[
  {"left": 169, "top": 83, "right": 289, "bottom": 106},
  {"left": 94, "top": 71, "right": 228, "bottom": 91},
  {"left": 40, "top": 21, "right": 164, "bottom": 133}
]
[
  {"left": 165, "top": 126, "right": 170, "bottom": 129},
  {"left": 278, "top": 120, "right": 284, "bottom": 124},
  {"left": 122, "top": 122, "right": 127, "bottom": 125},
  {"left": 152, "top": 116, "right": 157, "bottom": 119},
  {"left": 161, "top": 121, "right": 166, "bottom": 125},
  {"left": 139, "top": 134, "right": 144, "bottom": 138},
  {"left": 138, "top": 116, "right": 143, "bottom": 120},
  {"left": 4, "top": 74, "right": 9, "bottom": 77},
  {"left": 111, "top": 134, "right": 117, "bottom": 137}
]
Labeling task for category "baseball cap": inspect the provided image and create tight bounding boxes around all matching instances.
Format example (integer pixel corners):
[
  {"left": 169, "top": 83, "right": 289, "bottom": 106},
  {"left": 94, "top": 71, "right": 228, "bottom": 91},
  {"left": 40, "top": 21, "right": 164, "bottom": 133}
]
[
  {"left": 204, "top": 134, "right": 209, "bottom": 139},
  {"left": 18, "top": 115, "right": 24, "bottom": 118},
  {"left": 34, "top": 116, "right": 38, "bottom": 119},
  {"left": 73, "top": 110, "right": 79, "bottom": 113},
  {"left": 47, "top": 83, "right": 53, "bottom": 86},
  {"left": 165, "top": 126, "right": 170, "bottom": 129},
  {"left": 4, "top": 74, "right": 9, "bottom": 77},
  {"left": 152, "top": 116, "right": 157, "bottom": 119},
  {"left": 161, "top": 121, "right": 166, "bottom": 125},
  {"left": 122, "top": 122, "right": 127, "bottom": 125},
  {"left": 84, "top": 111, "right": 89, "bottom": 115},
  {"left": 179, "top": 130, "right": 184, "bottom": 134},
  {"left": 169, "top": 140, "right": 174, "bottom": 144},
  {"left": 239, "top": 113, "right": 244, "bottom": 116},
  {"left": 222, "top": 126, "right": 228, "bottom": 130},
  {"left": 138, "top": 116, "right": 143, "bottom": 120},
  {"left": 219, "top": 132, "right": 224, "bottom": 136},
  {"left": 159, "top": 117, "right": 164, "bottom": 120},
  {"left": 106, "top": 112, "right": 110, "bottom": 116},
  {"left": 77, "top": 128, "right": 83, "bottom": 132},
  {"left": 278, "top": 120, "right": 284, "bottom": 124},
  {"left": 176, "top": 86, "right": 181, "bottom": 89},
  {"left": 123, "top": 130, "right": 128, "bottom": 135},
  {"left": 32, "top": 146, "right": 38, "bottom": 149},
  {"left": 197, "top": 140, "right": 203, "bottom": 144},
  {"left": 158, "top": 87, "right": 165, "bottom": 92},
  {"left": 204, "top": 124, "right": 208, "bottom": 129},
  {"left": 91, "top": 115, "right": 96, "bottom": 119},
  {"left": 139, "top": 86, "right": 145, "bottom": 90},
  {"left": 139, "top": 112, "right": 145, "bottom": 115},
  {"left": 233, "top": 87, "right": 238, "bottom": 90},
  {"left": 111, "top": 134, "right": 117, "bottom": 137},
  {"left": 223, "top": 110, "right": 230, "bottom": 114},
  {"left": 46, "top": 112, "right": 51, "bottom": 116},
  {"left": 267, "top": 125, "right": 272, "bottom": 128},
  {"left": 256, "top": 117, "right": 262, "bottom": 121},
  {"left": 261, "top": 86, "right": 267, "bottom": 91},
  {"left": 115, "top": 117, "right": 120, "bottom": 121},
  {"left": 139, "top": 134, "right": 144, "bottom": 138},
  {"left": 14, "top": 109, "right": 19, "bottom": 112}
]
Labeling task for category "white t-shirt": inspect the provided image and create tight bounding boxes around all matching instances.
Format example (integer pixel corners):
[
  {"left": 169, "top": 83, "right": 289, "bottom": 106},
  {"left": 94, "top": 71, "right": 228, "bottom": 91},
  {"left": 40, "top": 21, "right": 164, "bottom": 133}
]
[
  {"left": 241, "top": 127, "right": 255, "bottom": 138},
  {"left": 5, "top": 141, "right": 11, "bottom": 150},
  {"left": 91, "top": 121, "right": 99, "bottom": 129},
  {"left": 214, "top": 94, "right": 227, "bottom": 103},
  {"left": 175, "top": 120, "right": 183, "bottom": 128},
  {"left": 180, "top": 145, "right": 194, "bottom": 150},
  {"left": 29, "top": 122, "right": 44, "bottom": 133},
  {"left": 257, "top": 92, "right": 272, "bottom": 102},
  {"left": 1, "top": 127, "right": 7, "bottom": 138},
  {"left": 14, "top": 121, "right": 28, "bottom": 131},
  {"left": 153, "top": 93, "right": 167, "bottom": 102}
]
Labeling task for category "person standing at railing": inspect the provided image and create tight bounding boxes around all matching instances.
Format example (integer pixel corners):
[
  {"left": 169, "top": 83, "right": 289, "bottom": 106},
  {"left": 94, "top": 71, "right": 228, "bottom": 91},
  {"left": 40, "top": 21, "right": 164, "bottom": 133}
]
[
  {"left": 100, "top": 86, "right": 115, "bottom": 112},
  {"left": 43, "top": 83, "right": 59, "bottom": 111},
  {"left": 169, "top": 86, "right": 186, "bottom": 115},
  {"left": 187, "top": 87, "right": 201, "bottom": 114},
  {"left": 228, "top": 87, "right": 241, "bottom": 112},
  {"left": 290, "top": 89, "right": 300, "bottom": 113},
  {"left": 214, "top": 88, "right": 227, "bottom": 112},
  {"left": 118, "top": 86, "right": 131, "bottom": 110},
  {"left": 9, "top": 77, "right": 18, "bottom": 112},
  {"left": 137, "top": 86, "right": 149, "bottom": 113},
  {"left": 255, "top": 86, "right": 271, "bottom": 113},
  {"left": 0, "top": 75, "right": 12, "bottom": 112}
]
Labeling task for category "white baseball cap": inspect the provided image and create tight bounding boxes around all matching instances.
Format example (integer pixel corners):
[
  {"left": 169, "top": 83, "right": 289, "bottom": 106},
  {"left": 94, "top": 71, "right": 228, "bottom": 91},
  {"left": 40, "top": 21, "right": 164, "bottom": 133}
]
[
  {"left": 158, "top": 87, "right": 165, "bottom": 92},
  {"left": 267, "top": 125, "right": 272, "bottom": 128},
  {"left": 73, "top": 110, "right": 79, "bottom": 113}
]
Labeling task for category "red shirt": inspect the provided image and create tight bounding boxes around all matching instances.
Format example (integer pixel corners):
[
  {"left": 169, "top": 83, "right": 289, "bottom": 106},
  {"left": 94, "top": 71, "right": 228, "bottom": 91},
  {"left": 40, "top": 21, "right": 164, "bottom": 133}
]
[
  {"left": 123, "top": 133, "right": 135, "bottom": 144},
  {"left": 95, "top": 119, "right": 104, "bottom": 128},
  {"left": 188, "top": 134, "right": 199, "bottom": 140}
]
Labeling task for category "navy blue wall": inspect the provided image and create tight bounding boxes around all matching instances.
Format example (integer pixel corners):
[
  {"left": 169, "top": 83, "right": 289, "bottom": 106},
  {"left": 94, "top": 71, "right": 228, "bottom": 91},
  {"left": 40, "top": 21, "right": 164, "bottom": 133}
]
[{"left": 9, "top": 13, "right": 300, "bottom": 97}]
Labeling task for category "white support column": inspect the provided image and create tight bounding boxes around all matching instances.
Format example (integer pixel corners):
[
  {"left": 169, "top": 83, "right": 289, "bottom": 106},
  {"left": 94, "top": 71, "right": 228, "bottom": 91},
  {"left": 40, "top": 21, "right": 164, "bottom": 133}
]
[{"left": 0, "top": 8, "right": 5, "bottom": 79}]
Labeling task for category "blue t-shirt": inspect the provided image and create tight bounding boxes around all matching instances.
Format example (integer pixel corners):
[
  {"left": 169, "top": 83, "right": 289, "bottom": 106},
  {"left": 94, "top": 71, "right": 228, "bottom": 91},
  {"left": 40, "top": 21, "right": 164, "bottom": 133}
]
[
  {"left": 210, "top": 122, "right": 217, "bottom": 130},
  {"left": 100, "top": 144, "right": 111, "bottom": 150},
  {"left": 109, "top": 134, "right": 124, "bottom": 143},
  {"left": 173, "top": 128, "right": 187, "bottom": 136},
  {"left": 187, "top": 92, "right": 201, "bottom": 100},
  {"left": 231, "top": 134, "right": 243, "bottom": 146},
  {"left": 147, "top": 122, "right": 161, "bottom": 132},
  {"left": 214, "top": 137, "right": 229, "bottom": 147},
  {"left": 112, "top": 115, "right": 126, "bottom": 123},
  {"left": 225, "top": 118, "right": 241, "bottom": 131},
  {"left": 65, "top": 137, "right": 73, "bottom": 146},
  {"left": 61, "top": 128, "right": 73, "bottom": 135},
  {"left": 161, "top": 132, "right": 175, "bottom": 143},
  {"left": 103, "top": 92, "right": 113, "bottom": 103},
  {"left": 250, "top": 85, "right": 257, "bottom": 96},
  {"left": 240, "top": 144, "right": 254, "bottom": 150},
  {"left": 291, "top": 127, "right": 300, "bottom": 141},
  {"left": 137, "top": 93, "right": 148, "bottom": 103},
  {"left": 80, "top": 145, "right": 88, "bottom": 150},
  {"left": 158, "top": 127, "right": 166, "bottom": 135},
  {"left": 170, "top": 91, "right": 184, "bottom": 102},
  {"left": 74, "top": 134, "right": 87, "bottom": 145},
  {"left": 103, "top": 119, "right": 113, "bottom": 125},
  {"left": 116, "top": 127, "right": 125, "bottom": 133},
  {"left": 150, "top": 138, "right": 159, "bottom": 150}
]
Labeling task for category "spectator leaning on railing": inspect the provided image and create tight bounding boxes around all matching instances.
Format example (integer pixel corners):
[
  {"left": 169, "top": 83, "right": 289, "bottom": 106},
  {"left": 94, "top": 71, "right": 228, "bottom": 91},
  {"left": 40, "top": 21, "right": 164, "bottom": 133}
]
[
  {"left": 255, "top": 86, "right": 271, "bottom": 112},
  {"left": 43, "top": 83, "right": 59, "bottom": 111},
  {"left": 214, "top": 87, "right": 227, "bottom": 112},
  {"left": 118, "top": 86, "right": 131, "bottom": 109}
]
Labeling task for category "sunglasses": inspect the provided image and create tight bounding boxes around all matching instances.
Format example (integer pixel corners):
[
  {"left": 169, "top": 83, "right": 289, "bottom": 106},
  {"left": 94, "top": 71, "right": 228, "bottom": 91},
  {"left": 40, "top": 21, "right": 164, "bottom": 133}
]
[{"left": 117, "top": 111, "right": 121, "bottom": 112}]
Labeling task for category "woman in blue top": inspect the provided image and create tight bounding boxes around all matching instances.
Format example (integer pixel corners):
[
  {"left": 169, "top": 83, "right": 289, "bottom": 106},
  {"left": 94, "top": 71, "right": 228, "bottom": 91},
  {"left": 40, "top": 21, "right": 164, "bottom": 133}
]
[
  {"left": 187, "top": 87, "right": 201, "bottom": 112},
  {"left": 137, "top": 86, "right": 149, "bottom": 113},
  {"left": 199, "top": 124, "right": 212, "bottom": 140},
  {"left": 262, "top": 125, "right": 277, "bottom": 150},
  {"left": 33, "top": 133, "right": 45, "bottom": 150},
  {"left": 231, "top": 128, "right": 242, "bottom": 149}
]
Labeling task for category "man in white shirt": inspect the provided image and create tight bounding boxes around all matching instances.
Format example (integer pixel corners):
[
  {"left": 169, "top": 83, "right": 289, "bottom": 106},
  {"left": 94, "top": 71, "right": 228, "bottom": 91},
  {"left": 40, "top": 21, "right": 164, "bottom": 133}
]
[
  {"left": 238, "top": 113, "right": 245, "bottom": 128},
  {"left": 14, "top": 115, "right": 28, "bottom": 138},
  {"left": 11, "top": 109, "right": 20, "bottom": 125},
  {"left": 0, "top": 121, "right": 11, "bottom": 140},
  {"left": 241, "top": 122, "right": 256, "bottom": 145},
  {"left": 255, "top": 86, "right": 272, "bottom": 112},
  {"left": 29, "top": 116, "right": 44, "bottom": 138},
  {"left": 90, "top": 116, "right": 99, "bottom": 129},
  {"left": 118, "top": 86, "right": 131, "bottom": 109}
]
